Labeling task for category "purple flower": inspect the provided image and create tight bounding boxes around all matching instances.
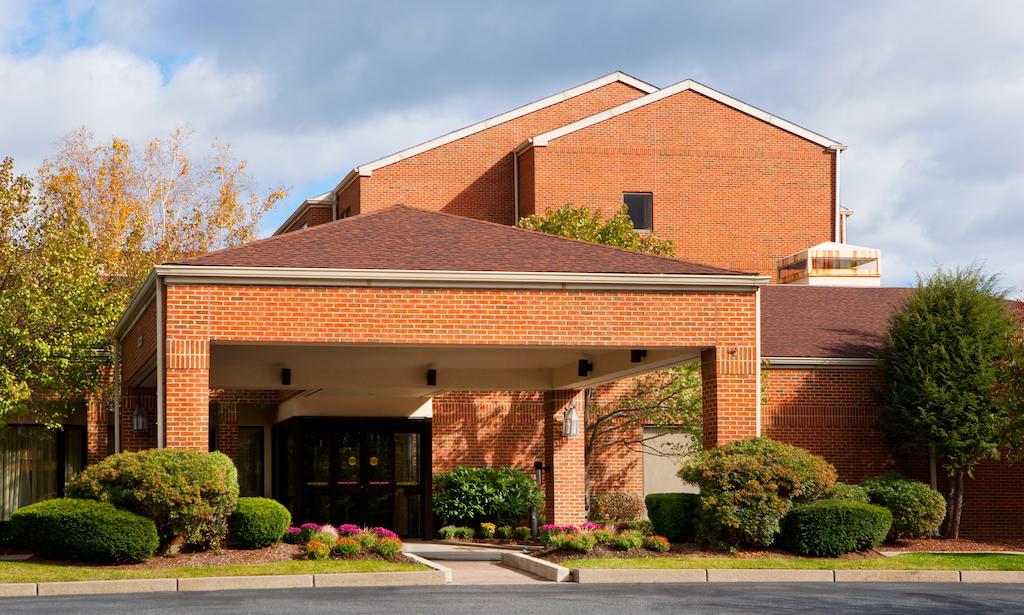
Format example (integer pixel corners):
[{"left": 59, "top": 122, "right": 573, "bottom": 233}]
[
  {"left": 337, "top": 524, "right": 362, "bottom": 536},
  {"left": 300, "top": 523, "right": 321, "bottom": 530},
  {"left": 541, "top": 524, "right": 577, "bottom": 534},
  {"left": 578, "top": 522, "right": 604, "bottom": 531},
  {"left": 371, "top": 527, "right": 399, "bottom": 539},
  {"left": 287, "top": 526, "right": 301, "bottom": 534}
]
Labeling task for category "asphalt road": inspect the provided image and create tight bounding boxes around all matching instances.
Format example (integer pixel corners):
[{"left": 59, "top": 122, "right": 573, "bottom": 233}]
[{"left": 0, "top": 583, "right": 1020, "bottom": 614}]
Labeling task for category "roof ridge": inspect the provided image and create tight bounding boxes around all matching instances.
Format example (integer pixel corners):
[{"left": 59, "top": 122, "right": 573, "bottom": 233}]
[
  {"left": 526, "top": 78, "right": 843, "bottom": 150},
  {"left": 395, "top": 205, "right": 749, "bottom": 275}
]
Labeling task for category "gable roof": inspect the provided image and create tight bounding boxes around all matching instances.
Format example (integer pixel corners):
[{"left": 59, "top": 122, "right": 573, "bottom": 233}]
[
  {"left": 521, "top": 79, "right": 844, "bottom": 151},
  {"left": 173, "top": 205, "right": 748, "bottom": 276},
  {"left": 760, "top": 285, "right": 911, "bottom": 359},
  {"left": 330, "top": 72, "right": 659, "bottom": 195},
  {"left": 274, "top": 192, "right": 334, "bottom": 235}
]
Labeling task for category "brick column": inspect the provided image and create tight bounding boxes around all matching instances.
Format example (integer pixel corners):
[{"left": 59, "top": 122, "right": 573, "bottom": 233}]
[
  {"left": 165, "top": 338, "right": 211, "bottom": 450},
  {"left": 701, "top": 346, "right": 759, "bottom": 448},
  {"left": 543, "top": 389, "right": 586, "bottom": 524},
  {"left": 85, "top": 395, "right": 109, "bottom": 465},
  {"left": 212, "top": 400, "right": 239, "bottom": 463}
]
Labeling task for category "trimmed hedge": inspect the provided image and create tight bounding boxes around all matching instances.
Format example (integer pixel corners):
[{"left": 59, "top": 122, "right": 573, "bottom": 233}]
[
  {"left": 824, "top": 482, "right": 871, "bottom": 504},
  {"left": 645, "top": 493, "right": 699, "bottom": 543},
  {"left": 862, "top": 474, "right": 946, "bottom": 539},
  {"left": 10, "top": 498, "right": 158, "bottom": 563},
  {"left": 66, "top": 449, "right": 239, "bottom": 549},
  {"left": 781, "top": 499, "right": 892, "bottom": 557},
  {"left": 231, "top": 497, "right": 291, "bottom": 549}
]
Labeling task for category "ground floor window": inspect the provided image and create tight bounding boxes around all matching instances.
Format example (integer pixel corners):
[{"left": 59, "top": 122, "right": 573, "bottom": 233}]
[
  {"left": 238, "top": 426, "right": 264, "bottom": 497},
  {"left": 0, "top": 425, "right": 85, "bottom": 520}
]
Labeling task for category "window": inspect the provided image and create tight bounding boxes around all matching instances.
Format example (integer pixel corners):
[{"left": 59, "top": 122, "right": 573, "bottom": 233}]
[
  {"left": 0, "top": 425, "right": 85, "bottom": 520},
  {"left": 238, "top": 427, "right": 265, "bottom": 497},
  {"left": 623, "top": 192, "right": 653, "bottom": 231}
]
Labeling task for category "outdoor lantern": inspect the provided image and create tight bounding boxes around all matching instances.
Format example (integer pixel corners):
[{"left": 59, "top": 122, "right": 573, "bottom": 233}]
[
  {"left": 562, "top": 402, "right": 580, "bottom": 438},
  {"left": 132, "top": 407, "right": 148, "bottom": 433}
]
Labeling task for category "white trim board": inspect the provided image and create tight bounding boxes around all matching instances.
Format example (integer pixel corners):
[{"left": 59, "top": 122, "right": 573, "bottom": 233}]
[
  {"left": 524, "top": 79, "right": 845, "bottom": 150},
  {"left": 273, "top": 193, "right": 334, "bottom": 236},
  {"left": 763, "top": 357, "right": 879, "bottom": 368},
  {"left": 329, "top": 72, "right": 658, "bottom": 195}
]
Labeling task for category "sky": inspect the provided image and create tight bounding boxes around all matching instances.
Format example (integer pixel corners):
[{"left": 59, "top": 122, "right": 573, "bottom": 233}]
[{"left": 1, "top": 0, "right": 1022, "bottom": 294}]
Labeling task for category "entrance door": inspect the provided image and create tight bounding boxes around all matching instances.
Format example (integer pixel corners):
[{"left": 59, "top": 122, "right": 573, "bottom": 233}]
[{"left": 275, "top": 419, "right": 428, "bottom": 537}]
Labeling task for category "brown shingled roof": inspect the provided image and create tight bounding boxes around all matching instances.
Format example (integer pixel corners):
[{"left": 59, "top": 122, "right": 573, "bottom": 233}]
[
  {"left": 172, "top": 205, "right": 748, "bottom": 276},
  {"left": 761, "top": 285, "right": 913, "bottom": 359}
]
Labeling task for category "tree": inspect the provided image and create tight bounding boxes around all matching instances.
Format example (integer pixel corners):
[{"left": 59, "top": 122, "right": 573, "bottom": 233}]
[
  {"left": 879, "top": 265, "right": 1018, "bottom": 538},
  {"left": 37, "top": 127, "right": 286, "bottom": 297},
  {"left": 518, "top": 204, "right": 700, "bottom": 506},
  {"left": 0, "top": 157, "right": 119, "bottom": 426},
  {"left": 517, "top": 204, "right": 674, "bottom": 256},
  {"left": 0, "top": 127, "right": 286, "bottom": 427}
]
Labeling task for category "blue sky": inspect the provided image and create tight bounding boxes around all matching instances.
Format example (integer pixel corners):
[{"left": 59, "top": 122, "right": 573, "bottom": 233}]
[{"left": 1, "top": 1, "right": 1022, "bottom": 294}]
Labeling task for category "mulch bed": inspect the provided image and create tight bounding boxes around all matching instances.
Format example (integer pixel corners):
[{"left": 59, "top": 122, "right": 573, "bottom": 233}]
[
  {"left": 885, "top": 537, "right": 1024, "bottom": 552},
  {"left": 10, "top": 543, "right": 416, "bottom": 570}
]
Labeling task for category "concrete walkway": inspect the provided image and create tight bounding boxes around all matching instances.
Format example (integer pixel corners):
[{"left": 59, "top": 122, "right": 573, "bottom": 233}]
[{"left": 403, "top": 541, "right": 548, "bottom": 584}]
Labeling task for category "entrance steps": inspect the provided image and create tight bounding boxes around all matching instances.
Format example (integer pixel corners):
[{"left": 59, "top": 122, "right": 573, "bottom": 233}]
[{"left": 402, "top": 540, "right": 510, "bottom": 561}]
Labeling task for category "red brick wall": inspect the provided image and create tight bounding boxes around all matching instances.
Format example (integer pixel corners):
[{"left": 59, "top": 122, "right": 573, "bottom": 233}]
[
  {"left": 588, "top": 380, "right": 644, "bottom": 497},
  {"left": 432, "top": 391, "right": 545, "bottom": 473},
  {"left": 351, "top": 81, "right": 648, "bottom": 225},
  {"left": 527, "top": 89, "right": 836, "bottom": 277},
  {"left": 517, "top": 147, "right": 536, "bottom": 218},
  {"left": 120, "top": 386, "right": 158, "bottom": 452},
  {"left": 763, "top": 365, "right": 1024, "bottom": 541},
  {"left": 762, "top": 367, "right": 893, "bottom": 482},
  {"left": 121, "top": 299, "right": 156, "bottom": 384}
]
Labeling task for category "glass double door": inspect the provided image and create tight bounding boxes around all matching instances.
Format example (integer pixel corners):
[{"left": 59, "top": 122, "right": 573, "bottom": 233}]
[{"left": 286, "top": 420, "right": 424, "bottom": 537}]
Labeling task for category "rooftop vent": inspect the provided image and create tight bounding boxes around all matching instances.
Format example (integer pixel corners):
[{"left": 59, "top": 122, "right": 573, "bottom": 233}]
[{"left": 777, "top": 242, "right": 881, "bottom": 286}]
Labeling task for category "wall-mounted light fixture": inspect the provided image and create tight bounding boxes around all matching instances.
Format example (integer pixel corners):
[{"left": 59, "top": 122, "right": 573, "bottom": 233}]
[
  {"left": 562, "top": 402, "right": 580, "bottom": 437},
  {"left": 281, "top": 368, "right": 292, "bottom": 386},
  {"left": 630, "top": 349, "right": 647, "bottom": 363},
  {"left": 578, "top": 359, "right": 593, "bottom": 377},
  {"left": 133, "top": 407, "right": 148, "bottom": 433},
  {"left": 426, "top": 369, "right": 437, "bottom": 386}
]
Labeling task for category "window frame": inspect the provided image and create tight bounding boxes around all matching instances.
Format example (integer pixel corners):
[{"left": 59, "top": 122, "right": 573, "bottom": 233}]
[{"left": 622, "top": 192, "right": 654, "bottom": 233}]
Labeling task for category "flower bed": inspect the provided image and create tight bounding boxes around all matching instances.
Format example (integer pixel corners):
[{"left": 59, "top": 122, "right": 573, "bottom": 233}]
[{"left": 284, "top": 524, "right": 408, "bottom": 563}]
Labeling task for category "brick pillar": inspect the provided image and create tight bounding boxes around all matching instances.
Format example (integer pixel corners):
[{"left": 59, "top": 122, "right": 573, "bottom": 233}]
[
  {"left": 701, "top": 346, "right": 759, "bottom": 448},
  {"left": 85, "top": 395, "right": 109, "bottom": 465},
  {"left": 543, "top": 389, "right": 586, "bottom": 524},
  {"left": 165, "top": 338, "right": 211, "bottom": 450}
]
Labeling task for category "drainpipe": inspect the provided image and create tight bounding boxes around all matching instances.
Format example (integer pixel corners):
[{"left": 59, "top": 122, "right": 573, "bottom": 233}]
[
  {"left": 513, "top": 151, "right": 520, "bottom": 224},
  {"left": 155, "top": 276, "right": 165, "bottom": 448}
]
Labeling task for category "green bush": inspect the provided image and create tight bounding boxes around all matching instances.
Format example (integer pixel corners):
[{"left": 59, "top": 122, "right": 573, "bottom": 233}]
[
  {"left": 567, "top": 532, "right": 597, "bottom": 553},
  {"left": 332, "top": 536, "right": 361, "bottom": 556},
  {"left": 355, "top": 531, "right": 377, "bottom": 550},
  {"left": 373, "top": 537, "right": 403, "bottom": 557},
  {"left": 862, "top": 474, "right": 946, "bottom": 539},
  {"left": 231, "top": 498, "right": 291, "bottom": 549},
  {"left": 544, "top": 532, "right": 573, "bottom": 551},
  {"left": 781, "top": 499, "right": 892, "bottom": 557},
  {"left": 592, "top": 529, "right": 614, "bottom": 544},
  {"left": 496, "top": 525, "right": 513, "bottom": 539},
  {"left": 478, "top": 522, "right": 496, "bottom": 538},
  {"left": 438, "top": 525, "right": 475, "bottom": 540},
  {"left": 305, "top": 538, "right": 331, "bottom": 560},
  {"left": 432, "top": 466, "right": 543, "bottom": 526},
  {"left": 615, "top": 519, "right": 654, "bottom": 535},
  {"left": 589, "top": 492, "right": 646, "bottom": 522},
  {"left": 10, "top": 498, "right": 158, "bottom": 563},
  {"left": 645, "top": 493, "right": 700, "bottom": 543},
  {"left": 643, "top": 534, "right": 671, "bottom": 553},
  {"left": 609, "top": 530, "right": 645, "bottom": 551},
  {"left": 681, "top": 438, "right": 837, "bottom": 548},
  {"left": 825, "top": 482, "right": 871, "bottom": 504},
  {"left": 66, "top": 449, "right": 239, "bottom": 549},
  {"left": 513, "top": 526, "right": 531, "bottom": 542}
]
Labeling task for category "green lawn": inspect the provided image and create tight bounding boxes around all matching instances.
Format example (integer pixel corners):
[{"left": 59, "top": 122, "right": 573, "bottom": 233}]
[
  {"left": 0, "top": 559, "right": 426, "bottom": 584},
  {"left": 570, "top": 553, "right": 1024, "bottom": 571}
]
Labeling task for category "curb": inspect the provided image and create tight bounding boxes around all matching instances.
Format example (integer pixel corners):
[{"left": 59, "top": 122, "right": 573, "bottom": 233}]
[
  {"left": 404, "top": 552, "right": 453, "bottom": 584},
  {"left": 566, "top": 567, "right": 1015, "bottom": 584},
  {"left": 501, "top": 552, "right": 571, "bottom": 582},
  {"left": 0, "top": 569, "right": 446, "bottom": 598}
]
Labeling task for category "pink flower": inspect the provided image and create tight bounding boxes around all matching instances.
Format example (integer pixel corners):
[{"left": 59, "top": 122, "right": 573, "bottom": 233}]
[
  {"left": 286, "top": 526, "right": 301, "bottom": 534},
  {"left": 337, "top": 524, "right": 362, "bottom": 535},
  {"left": 371, "top": 527, "right": 399, "bottom": 539},
  {"left": 300, "top": 523, "right": 320, "bottom": 530}
]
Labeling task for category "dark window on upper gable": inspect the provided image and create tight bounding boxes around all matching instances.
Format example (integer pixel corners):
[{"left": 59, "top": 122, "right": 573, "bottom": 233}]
[{"left": 623, "top": 193, "right": 653, "bottom": 231}]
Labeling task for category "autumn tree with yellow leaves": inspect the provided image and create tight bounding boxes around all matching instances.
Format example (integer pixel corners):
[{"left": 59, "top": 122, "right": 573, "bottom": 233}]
[{"left": 0, "top": 128, "right": 285, "bottom": 423}]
